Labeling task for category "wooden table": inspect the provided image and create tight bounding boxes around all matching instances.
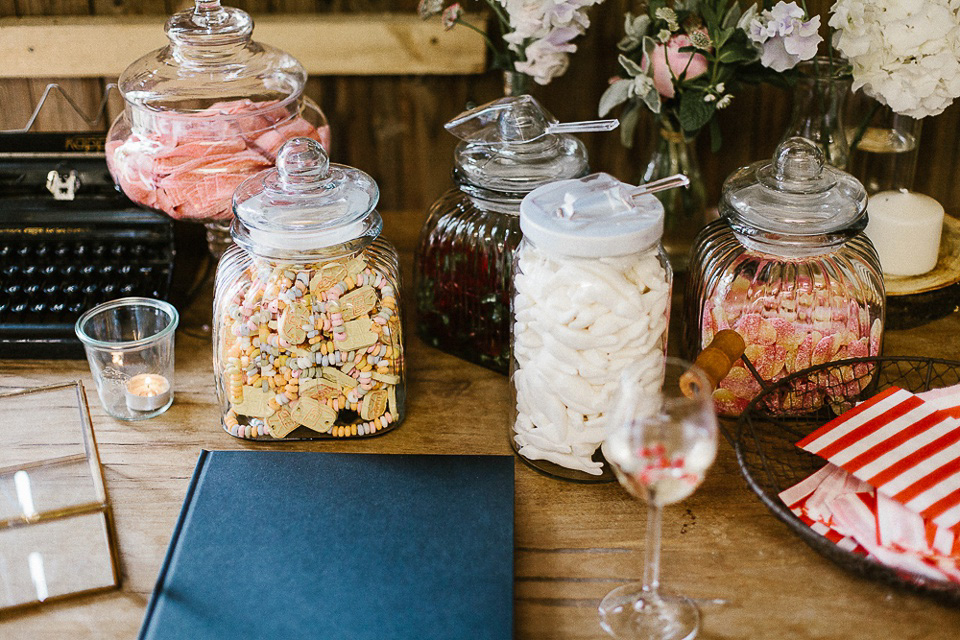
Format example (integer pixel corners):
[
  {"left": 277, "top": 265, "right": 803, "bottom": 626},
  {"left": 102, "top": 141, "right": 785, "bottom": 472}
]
[{"left": 2, "top": 210, "right": 960, "bottom": 639}]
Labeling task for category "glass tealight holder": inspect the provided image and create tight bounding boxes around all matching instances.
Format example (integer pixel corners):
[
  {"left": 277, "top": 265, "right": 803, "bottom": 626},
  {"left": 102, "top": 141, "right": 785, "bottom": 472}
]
[{"left": 75, "top": 298, "right": 179, "bottom": 421}]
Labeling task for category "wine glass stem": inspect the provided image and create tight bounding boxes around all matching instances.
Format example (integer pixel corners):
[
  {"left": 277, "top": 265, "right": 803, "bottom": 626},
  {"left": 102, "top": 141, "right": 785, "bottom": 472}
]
[{"left": 643, "top": 501, "right": 662, "bottom": 595}]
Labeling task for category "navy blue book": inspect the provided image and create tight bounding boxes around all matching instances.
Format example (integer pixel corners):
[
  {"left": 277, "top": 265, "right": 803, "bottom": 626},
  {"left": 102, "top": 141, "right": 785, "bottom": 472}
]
[{"left": 139, "top": 451, "right": 514, "bottom": 640}]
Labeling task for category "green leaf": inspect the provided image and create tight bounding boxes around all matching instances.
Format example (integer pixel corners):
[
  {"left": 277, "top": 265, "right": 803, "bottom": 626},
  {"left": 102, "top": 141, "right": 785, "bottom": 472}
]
[
  {"left": 722, "top": 2, "right": 742, "bottom": 29},
  {"left": 620, "top": 103, "right": 642, "bottom": 148},
  {"left": 599, "top": 79, "right": 633, "bottom": 117},
  {"left": 618, "top": 53, "right": 645, "bottom": 78},
  {"left": 642, "top": 86, "right": 662, "bottom": 115},
  {"left": 642, "top": 36, "right": 659, "bottom": 62},
  {"left": 717, "top": 46, "right": 759, "bottom": 65},
  {"left": 678, "top": 90, "right": 716, "bottom": 133}
]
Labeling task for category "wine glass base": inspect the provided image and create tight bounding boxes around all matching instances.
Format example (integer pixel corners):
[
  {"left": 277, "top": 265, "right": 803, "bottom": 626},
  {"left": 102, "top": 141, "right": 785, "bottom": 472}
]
[{"left": 599, "top": 583, "right": 700, "bottom": 640}]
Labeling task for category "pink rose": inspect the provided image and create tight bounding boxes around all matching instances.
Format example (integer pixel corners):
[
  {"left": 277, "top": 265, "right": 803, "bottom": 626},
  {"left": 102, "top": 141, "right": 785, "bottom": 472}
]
[{"left": 641, "top": 34, "right": 709, "bottom": 99}]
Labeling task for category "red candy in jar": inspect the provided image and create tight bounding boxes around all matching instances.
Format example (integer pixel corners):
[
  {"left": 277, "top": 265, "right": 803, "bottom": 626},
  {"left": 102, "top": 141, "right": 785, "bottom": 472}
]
[
  {"left": 683, "top": 138, "right": 885, "bottom": 416},
  {"left": 106, "top": 0, "right": 330, "bottom": 224}
]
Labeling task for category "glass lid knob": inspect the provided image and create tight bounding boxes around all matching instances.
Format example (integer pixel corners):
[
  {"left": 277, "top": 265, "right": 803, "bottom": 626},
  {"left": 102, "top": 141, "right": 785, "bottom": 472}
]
[
  {"left": 759, "top": 136, "right": 836, "bottom": 194},
  {"left": 166, "top": 0, "right": 253, "bottom": 47},
  {"left": 276, "top": 137, "right": 330, "bottom": 190}
]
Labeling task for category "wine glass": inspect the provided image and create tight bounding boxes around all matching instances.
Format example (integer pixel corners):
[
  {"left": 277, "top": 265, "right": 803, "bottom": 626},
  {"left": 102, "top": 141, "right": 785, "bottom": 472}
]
[{"left": 598, "top": 357, "right": 719, "bottom": 640}]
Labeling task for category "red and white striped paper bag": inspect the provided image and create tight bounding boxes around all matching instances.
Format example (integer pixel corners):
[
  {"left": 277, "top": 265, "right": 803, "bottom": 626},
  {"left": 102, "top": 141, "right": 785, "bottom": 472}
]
[
  {"left": 797, "top": 386, "right": 960, "bottom": 531},
  {"left": 778, "top": 463, "right": 867, "bottom": 554}
]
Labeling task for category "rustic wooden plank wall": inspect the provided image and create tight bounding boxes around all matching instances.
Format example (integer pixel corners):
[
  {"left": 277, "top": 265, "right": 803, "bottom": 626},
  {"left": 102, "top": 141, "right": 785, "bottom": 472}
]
[{"left": 1, "top": 0, "right": 957, "bottom": 213}]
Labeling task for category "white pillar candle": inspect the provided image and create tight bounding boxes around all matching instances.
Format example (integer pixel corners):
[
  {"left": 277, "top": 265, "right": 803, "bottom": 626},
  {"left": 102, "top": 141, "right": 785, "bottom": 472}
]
[
  {"left": 865, "top": 190, "right": 944, "bottom": 277},
  {"left": 125, "top": 374, "right": 172, "bottom": 412}
]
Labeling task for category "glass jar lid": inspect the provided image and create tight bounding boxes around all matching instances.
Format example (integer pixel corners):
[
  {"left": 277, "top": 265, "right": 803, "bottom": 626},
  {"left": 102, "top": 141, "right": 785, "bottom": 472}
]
[
  {"left": 722, "top": 137, "right": 867, "bottom": 238},
  {"left": 519, "top": 172, "right": 664, "bottom": 258},
  {"left": 447, "top": 96, "right": 611, "bottom": 195},
  {"left": 233, "top": 137, "right": 380, "bottom": 255},
  {"left": 118, "top": 0, "right": 306, "bottom": 114}
]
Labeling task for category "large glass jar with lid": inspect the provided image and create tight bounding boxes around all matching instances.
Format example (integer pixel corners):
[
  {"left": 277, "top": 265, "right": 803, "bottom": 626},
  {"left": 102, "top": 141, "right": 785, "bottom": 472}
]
[
  {"left": 512, "top": 173, "right": 672, "bottom": 482},
  {"left": 213, "top": 138, "right": 404, "bottom": 440},
  {"left": 106, "top": 0, "right": 329, "bottom": 256},
  {"left": 683, "top": 137, "right": 885, "bottom": 417},
  {"left": 415, "top": 96, "right": 614, "bottom": 374}
]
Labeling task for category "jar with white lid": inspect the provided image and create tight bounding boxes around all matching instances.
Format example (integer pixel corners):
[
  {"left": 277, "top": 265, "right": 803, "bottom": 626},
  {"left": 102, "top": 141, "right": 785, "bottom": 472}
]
[
  {"left": 213, "top": 137, "right": 404, "bottom": 440},
  {"left": 511, "top": 172, "right": 672, "bottom": 481}
]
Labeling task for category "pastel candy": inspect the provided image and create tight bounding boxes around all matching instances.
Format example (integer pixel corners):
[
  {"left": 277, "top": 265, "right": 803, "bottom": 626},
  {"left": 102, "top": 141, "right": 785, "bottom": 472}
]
[
  {"left": 279, "top": 301, "right": 309, "bottom": 345},
  {"left": 309, "top": 262, "right": 347, "bottom": 295},
  {"left": 233, "top": 385, "right": 269, "bottom": 418},
  {"left": 339, "top": 285, "right": 377, "bottom": 321},
  {"left": 360, "top": 389, "right": 387, "bottom": 420},
  {"left": 339, "top": 318, "right": 379, "bottom": 351},
  {"left": 322, "top": 367, "right": 359, "bottom": 390},
  {"left": 267, "top": 407, "right": 299, "bottom": 438},
  {"left": 290, "top": 396, "right": 336, "bottom": 433}
]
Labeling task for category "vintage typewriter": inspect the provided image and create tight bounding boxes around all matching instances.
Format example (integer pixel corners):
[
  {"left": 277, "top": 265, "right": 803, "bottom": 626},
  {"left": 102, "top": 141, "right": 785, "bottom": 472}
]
[{"left": 0, "top": 86, "right": 175, "bottom": 358}]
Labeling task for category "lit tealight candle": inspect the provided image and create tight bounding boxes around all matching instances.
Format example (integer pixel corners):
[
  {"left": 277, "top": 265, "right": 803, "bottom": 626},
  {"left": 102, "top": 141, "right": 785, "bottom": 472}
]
[
  {"left": 125, "top": 373, "right": 172, "bottom": 412},
  {"left": 865, "top": 190, "right": 944, "bottom": 277}
]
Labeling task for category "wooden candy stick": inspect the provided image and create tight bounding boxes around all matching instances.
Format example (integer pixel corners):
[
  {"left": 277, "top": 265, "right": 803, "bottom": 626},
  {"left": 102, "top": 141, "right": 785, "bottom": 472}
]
[{"left": 681, "top": 329, "right": 746, "bottom": 398}]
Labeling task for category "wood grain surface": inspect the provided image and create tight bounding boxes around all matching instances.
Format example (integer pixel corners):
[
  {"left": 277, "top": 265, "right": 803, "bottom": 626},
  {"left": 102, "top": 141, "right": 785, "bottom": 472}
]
[
  {"left": 1, "top": 0, "right": 958, "bottom": 214},
  {"left": 0, "top": 209, "right": 959, "bottom": 638},
  {"left": 0, "top": 14, "right": 487, "bottom": 77}
]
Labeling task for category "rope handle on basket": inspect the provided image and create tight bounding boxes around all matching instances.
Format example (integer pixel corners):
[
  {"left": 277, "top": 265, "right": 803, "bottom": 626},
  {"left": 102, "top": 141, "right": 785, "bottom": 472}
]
[{"left": 681, "top": 329, "right": 757, "bottom": 399}]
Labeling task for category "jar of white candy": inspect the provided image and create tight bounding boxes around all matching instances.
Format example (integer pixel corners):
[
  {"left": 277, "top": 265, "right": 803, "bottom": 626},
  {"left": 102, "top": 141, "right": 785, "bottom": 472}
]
[{"left": 512, "top": 172, "right": 671, "bottom": 481}]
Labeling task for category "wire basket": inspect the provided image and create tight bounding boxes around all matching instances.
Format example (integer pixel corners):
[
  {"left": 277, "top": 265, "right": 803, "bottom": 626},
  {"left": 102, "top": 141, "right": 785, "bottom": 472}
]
[{"left": 734, "top": 356, "right": 960, "bottom": 605}]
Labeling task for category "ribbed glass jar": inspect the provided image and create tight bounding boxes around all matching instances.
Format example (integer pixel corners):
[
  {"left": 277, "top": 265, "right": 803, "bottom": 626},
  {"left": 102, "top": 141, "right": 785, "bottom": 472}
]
[
  {"left": 416, "top": 186, "right": 522, "bottom": 373},
  {"left": 683, "top": 139, "right": 885, "bottom": 417},
  {"left": 414, "top": 96, "right": 591, "bottom": 374}
]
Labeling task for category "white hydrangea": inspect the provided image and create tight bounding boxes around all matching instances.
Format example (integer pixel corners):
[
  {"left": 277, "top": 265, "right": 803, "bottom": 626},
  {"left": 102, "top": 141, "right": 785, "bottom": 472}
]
[
  {"left": 830, "top": 0, "right": 960, "bottom": 119},
  {"left": 498, "top": 0, "right": 603, "bottom": 85}
]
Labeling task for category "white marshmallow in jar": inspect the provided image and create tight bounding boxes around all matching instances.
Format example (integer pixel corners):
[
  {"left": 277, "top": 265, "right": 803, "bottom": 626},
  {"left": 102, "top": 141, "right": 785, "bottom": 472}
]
[{"left": 511, "top": 172, "right": 672, "bottom": 481}]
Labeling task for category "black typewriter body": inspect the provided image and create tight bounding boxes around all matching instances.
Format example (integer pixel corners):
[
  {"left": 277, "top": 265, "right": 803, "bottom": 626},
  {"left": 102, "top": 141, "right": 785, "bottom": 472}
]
[{"left": 0, "top": 133, "right": 175, "bottom": 358}]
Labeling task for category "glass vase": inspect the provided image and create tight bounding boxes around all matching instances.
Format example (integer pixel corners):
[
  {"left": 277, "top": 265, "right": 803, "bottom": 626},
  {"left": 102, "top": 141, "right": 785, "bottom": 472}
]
[
  {"left": 846, "top": 93, "right": 923, "bottom": 194},
  {"left": 782, "top": 57, "right": 851, "bottom": 170},
  {"left": 503, "top": 70, "right": 531, "bottom": 97},
  {"left": 640, "top": 124, "right": 707, "bottom": 273}
]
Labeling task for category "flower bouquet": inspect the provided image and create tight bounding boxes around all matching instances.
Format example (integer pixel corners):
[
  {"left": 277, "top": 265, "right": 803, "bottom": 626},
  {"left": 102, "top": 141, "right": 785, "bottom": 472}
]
[
  {"left": 831, "top": 0, "right": 960, "bottom": 193},
  {"left": 418, "top": 0, "right": 604, "bottom": 91},
  {"left": 599, "top": 0, "right": 821, "bottom": 268},
  {"left": 600, "top": 0, "right": 822, "bottom": 149}
]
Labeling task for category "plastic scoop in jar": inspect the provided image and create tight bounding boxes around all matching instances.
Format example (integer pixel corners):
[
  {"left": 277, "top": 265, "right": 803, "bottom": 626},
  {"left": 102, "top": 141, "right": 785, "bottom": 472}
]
[
  {"left": 445, "top": 95, "right": 618, "bottom": 145},
  {"left": 551, "top": 173, "right": 690, "bottom": 220}
]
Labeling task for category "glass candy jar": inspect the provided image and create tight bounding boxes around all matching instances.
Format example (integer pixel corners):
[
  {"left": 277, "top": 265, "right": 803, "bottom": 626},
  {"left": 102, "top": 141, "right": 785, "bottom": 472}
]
[
  {"left": 684, "top": 138, "right": 885, "bottom": 417},
  {"left": 415, "top": 96, "right": 614, "bottom": 374},
  {"left": 213, "top": 138, "right": 404, "bottom": 440},
  {"left": 512, "top": 173, "right": 672, "bottom": 482},
  {"left": 106, "top": 0, "right": 329, "bottom": 255}
]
